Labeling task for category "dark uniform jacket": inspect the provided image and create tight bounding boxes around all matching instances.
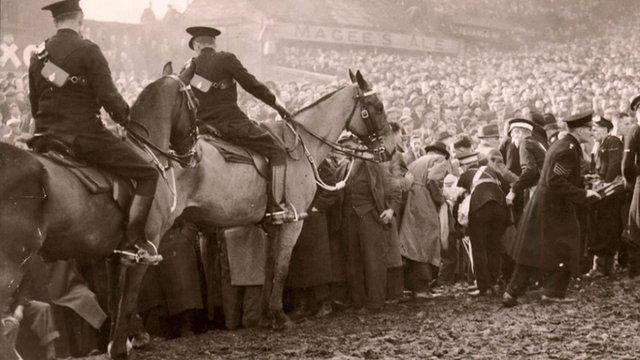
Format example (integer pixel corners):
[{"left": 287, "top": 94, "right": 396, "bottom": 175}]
[
  {"left": 28, "top": 29, "right": 128, "bottom": 140},
  {"left": 596, "top": 135, "right": 623, "bottom": 182},
  {"left": 512, "top": 136, "right": 547, "bottom": 194},
  {"left": 188, "top": 48, "right": 276, "bottom": 130},
  {"left": 510, "top": 134, "right": 588, "bottom": 275},
  {"left": 457, "top": 165, "right": 509, "bottom": 214}
]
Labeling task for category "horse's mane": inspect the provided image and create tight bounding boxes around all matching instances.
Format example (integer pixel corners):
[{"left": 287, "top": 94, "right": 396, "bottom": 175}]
[
  {"left": 130, "top": 77, "right": 173, "bottom": 119},
  {"left": 292, "top": 85, "right": 348, "bottom": 117}
]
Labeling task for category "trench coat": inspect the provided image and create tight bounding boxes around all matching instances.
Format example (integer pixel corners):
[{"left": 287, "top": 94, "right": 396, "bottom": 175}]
[{"left": 509, "top": 134, "right": 588, "bottom": 275}]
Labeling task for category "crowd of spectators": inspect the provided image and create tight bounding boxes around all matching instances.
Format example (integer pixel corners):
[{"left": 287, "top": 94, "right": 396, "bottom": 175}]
[{"left": 273, "top": 23, "right": 640, "bottom": 148}]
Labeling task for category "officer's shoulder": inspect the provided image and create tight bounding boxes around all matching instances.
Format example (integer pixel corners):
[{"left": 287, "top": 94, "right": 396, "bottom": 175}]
[
  {"left": 81, "top": 38, "right": 102, "bottom": 51},
  {"left": 217, "top": 51, "right": 239, "bottom": 61}
]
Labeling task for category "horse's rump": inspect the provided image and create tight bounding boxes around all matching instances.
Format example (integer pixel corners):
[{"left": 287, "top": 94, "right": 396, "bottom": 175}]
[{"left": 23, "top": 152, "right": 127, "bottom": 260}]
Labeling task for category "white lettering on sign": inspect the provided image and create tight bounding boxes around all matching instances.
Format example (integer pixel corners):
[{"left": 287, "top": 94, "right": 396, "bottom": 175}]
[
  {"left": 0, "top": 42, "right": 21, "bottom": 68},
  {"left": 0, "top": 42, "right": 38, "bottom": 69},
  {"left": 277, "top": 24, "right": 459, "bottom": 54}
]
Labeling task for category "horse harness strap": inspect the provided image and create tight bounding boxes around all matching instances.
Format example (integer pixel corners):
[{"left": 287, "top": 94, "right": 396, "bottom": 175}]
[{"left": 126, "top": 74, "right": 200, "bottom": 168}]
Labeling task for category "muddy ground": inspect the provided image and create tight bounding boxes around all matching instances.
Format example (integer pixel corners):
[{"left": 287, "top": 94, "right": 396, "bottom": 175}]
[{"left": 88, "top": 276, "right": 640, "bottom": 359}]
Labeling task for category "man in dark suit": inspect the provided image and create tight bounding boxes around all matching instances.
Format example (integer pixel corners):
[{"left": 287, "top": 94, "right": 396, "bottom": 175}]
[
  {"left": 587, "top": 117, "right": 623, "bottom": 277},
  {"left": 457, "top": 152, "right": 509, "bottom": 296},
  {"left": 28, "top": 0, "right": 160, "bottom": 264},
  {"left": 340, "top": 134, "right": 401, "bottom": 313},
  {"left": 503, "top": 111, "right": 601, "bottom": 306},
  {"left": 182, "top": 26, "right": 294, "bottom": 223}
]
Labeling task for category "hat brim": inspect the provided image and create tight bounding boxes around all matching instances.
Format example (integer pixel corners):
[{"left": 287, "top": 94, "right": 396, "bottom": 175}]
[
  {"left": 186, "top": 26, "right": 221, "bottom": 50},
  {"left": 424, "top": 146, "right": 450, "bottom": 160}
]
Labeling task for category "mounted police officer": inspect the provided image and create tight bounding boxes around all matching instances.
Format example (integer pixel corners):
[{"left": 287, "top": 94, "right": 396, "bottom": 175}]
[
  {"left": 28, "top": 0, "right": 160, "bottom": 264},
  {"left": 182, "top": 26, "right": 295, "bottom": 223}
]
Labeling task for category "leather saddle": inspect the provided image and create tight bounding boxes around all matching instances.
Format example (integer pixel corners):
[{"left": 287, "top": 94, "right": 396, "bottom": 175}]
[
  {"left": 28, "top": 134, "right": 133, "bottom": 210},
  {"left": 198, "top": 121, "right": 300, "bottom": 179}
]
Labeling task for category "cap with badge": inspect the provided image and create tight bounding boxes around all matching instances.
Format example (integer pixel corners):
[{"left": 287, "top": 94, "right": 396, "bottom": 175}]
[
  {"left": 42, "top": 0, "right": 82, "bottom": 17},
  {"left": 186, "top": 26, "right": 222, "bottom": 50},
  {"left": 564, "top": 111, "right": 593, "bottom": 129}
]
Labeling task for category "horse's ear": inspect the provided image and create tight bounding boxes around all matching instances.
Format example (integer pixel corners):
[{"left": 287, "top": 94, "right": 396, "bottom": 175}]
[
  {"left": 355, "top": 70, "right": 369, "bottom": 91},
  {"left": 348, "top": 69, "right": 356, "bottom": 83},
  {"left": 162, "top": 62, "right": 173, "bottom": 76}
]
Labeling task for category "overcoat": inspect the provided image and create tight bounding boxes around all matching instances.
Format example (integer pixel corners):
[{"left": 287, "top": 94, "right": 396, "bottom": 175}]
[{"left": 510, "top": 134, "right": 588, "bottom": 275}]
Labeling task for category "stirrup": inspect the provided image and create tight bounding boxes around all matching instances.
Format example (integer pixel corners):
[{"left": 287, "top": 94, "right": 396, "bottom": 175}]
[
  {"left": 113, "top": 241, "right": 163, "bottom": 266},
  {"left": 265, "top": 202, "right": 307, "bottom": 225}
]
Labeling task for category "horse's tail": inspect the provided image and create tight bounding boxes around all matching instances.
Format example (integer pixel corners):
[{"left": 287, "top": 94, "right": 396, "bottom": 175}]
[{"left": 0, "top": 143, "right": 46, "bottom": 316}]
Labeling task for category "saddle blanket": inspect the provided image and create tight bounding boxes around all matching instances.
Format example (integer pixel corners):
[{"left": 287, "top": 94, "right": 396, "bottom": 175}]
[{"left": 33, "top": 151, "right": 132, "bottom": 210}]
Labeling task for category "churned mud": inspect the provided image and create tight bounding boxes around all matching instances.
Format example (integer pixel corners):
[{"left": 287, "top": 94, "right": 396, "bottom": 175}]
[{"left": 85, "top": 276, "right": 640, "bottom": 359}]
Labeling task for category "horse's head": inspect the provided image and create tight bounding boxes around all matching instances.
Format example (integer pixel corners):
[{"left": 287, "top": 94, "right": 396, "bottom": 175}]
[
  {"left": 129, "top": 62, "right": 199, "bottom": 166},
  {"left": 346, "top": 69, "right": 390, "bottom": 161}
]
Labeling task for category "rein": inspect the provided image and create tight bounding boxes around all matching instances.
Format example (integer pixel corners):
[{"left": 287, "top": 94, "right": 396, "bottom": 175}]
[
  {"left": 126, "top": 74, "right": 199, "bottom": 168},
  {"left": 285, "top": 87, "right": 384, "bottom": 191},
  {"left": 286, "top": 88, "right": 382, "bottom": 162}
]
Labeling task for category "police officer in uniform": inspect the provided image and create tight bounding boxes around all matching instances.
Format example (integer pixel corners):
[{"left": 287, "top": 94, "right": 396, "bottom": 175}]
[
  {"left": 587, "top": 117, "right": 623, "bottom": 277},
  {"left": 29, "top": 0, "right": 160, "bottom": 264},
  {"left": 503, "top": 111, "right": 601, "bottom": 307},
  {"left": 505, "top": 118, "right": 546, "bottom": 211},
  {"left": 182, "top": 26, "right": 295, "bottom": 222}
]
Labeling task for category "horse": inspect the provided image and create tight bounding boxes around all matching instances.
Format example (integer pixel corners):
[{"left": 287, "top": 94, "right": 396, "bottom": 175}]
[
  {"left": 0, "top": 63, "right": 199, "bottom": 360},
  {"left": 172, "top": 68, "right": 390, "bottom": 328}
]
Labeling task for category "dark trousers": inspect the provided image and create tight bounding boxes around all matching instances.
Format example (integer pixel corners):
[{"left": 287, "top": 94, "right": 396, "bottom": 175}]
[
  {"left": 591, "top": 197, "right": 622, "bottom": 257},
  {"left": 72, "top": 131, "right": 159, "bottom": 196},
  {"left": 346, "top": 208, "right": 387, "bottom": 310},
  {"left": 208, "top": 115, "right": 286, "bottom": 165},
  {"left": 507, "top": 264, "right": 571, "bottom": 298},
  {"left": 468, "top": 202, "right": 507, "bottom": 291}
]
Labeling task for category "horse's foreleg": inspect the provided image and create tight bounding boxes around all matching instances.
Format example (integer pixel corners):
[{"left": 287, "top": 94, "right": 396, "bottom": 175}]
[
  {"left": 269, "top": 221, "right": 303, "bottom": 329},
  {"left": 260, "top": 225, "right": 279, "bottom": 328},
  {"left": 108, "top": 263, "right": 148, "bottom": 360},
  {"left": 106, "top": 257, "right": 124, "bottom": 340}
]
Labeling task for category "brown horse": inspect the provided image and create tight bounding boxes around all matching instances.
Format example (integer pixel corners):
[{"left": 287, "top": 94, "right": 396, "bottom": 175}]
[
  {"left": 172, "top": 69, "right": 389, "bottom": 328},
  {"left": 0, "top": 63, "right": 198, "bottom": 360}
]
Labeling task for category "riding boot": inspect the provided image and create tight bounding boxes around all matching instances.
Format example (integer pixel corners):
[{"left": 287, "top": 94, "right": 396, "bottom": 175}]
[
  {"left": 266, "top": 161, "right": 306, "bottom": 225},
  {"left": 118, "top": 195, "right": 163, "bottom": 265}
]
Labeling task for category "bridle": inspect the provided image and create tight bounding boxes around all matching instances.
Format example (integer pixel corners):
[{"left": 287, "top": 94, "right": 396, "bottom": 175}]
[
  {"left": 126, "top": 74, "right": 199, "bottom": 168},
  {"left": 287, "top": 85, "right": 389, "bottom": 163}
]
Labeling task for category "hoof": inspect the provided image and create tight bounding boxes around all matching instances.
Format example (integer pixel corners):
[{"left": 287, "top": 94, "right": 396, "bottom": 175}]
[
  {"left": 258, "top": 315, "right": 273, "bottom": 329},
  {"left": 107, "top": 339, "right": 132, "bottom": 360},
  {"left": 272, "top": 313, "right": 292, "bottom": 331}
]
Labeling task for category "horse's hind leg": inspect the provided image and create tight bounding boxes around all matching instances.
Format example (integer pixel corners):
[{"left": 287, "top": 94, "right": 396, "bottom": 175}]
[
  {"left": 108, "top": 263, "right": 149, "bottom": 360},
  {"left": 269, "top": 221, "right": 304, "bottom": 330},
  {"left": 260, "top": 225, "right": 279, "bottom": 328}
]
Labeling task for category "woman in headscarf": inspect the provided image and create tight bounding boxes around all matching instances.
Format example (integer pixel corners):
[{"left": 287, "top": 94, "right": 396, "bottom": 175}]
[{"left": 399, "top": 146, "right": 450, "bottom": 298}]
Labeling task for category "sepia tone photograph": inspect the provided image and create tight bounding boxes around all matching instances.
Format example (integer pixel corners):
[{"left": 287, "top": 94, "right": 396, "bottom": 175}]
[{"left": 0, "top": 0, "right": 639, "bottom": 359}]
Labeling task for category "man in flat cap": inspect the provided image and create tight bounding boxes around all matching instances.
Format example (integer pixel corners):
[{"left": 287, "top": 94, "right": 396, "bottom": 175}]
[
  {"left": 621, "top": 95, "right": 640, "bottom": 282},
  {"left": 181, "top": 26, "right": 295, "bottom": 222},
  {"left": 587, "top": 117, "right": 623, "bottom": 277},
  {"left": 29, "top": 0, "right": 160, "bottom": 264},
  {"left": 504, "top": 111, "right": 601, "bottom": 306}
]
